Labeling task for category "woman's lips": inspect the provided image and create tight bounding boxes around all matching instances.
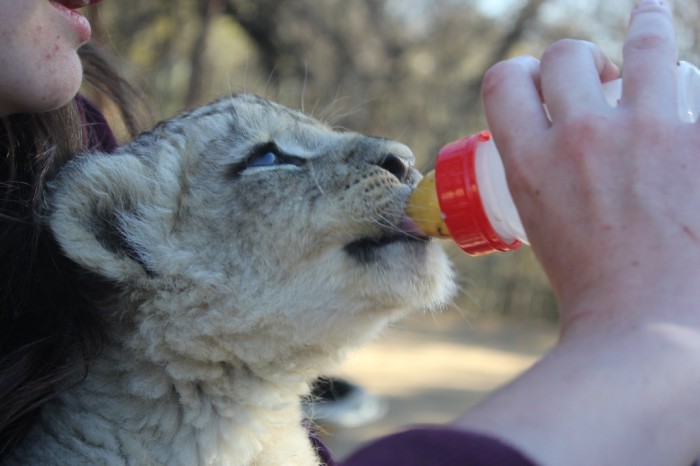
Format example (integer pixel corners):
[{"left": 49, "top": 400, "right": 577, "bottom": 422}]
[
  {"left": 50, "top": 0, "right": 92, "bottom": 43},
  {"left": 57, "top": 0, "right": 103, "bottom": 8}
]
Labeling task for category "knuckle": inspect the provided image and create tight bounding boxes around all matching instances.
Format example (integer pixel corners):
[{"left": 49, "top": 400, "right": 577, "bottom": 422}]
[
  {"left": 541, "top": 38, "right": 586, "bottom": 62},
  {"left": 555, "top": 112, "right": 613, "bottom": 152},
  {"left": 496, "top": 136, "right": 541, "bottom": 193},
  {"left": 633, "top": 1, "right": 672, "bottom": 17},
  {"left": 481, "top": 62, "right": 510, "bottom": 94},
  {"left": 505, "top": 159, "right": 536, "bottom": 195},
  {"left": 626, "top": 111, "right": 674, "bottom": 142},
  {"left": 481, "top": 56, "right": 538, "bottom": 95},
  {"left": 624, "top": 32, "right": 672, "bottom": 52},
  {"left": 560, "top": 111, "right": 607, "bottom": 133}
]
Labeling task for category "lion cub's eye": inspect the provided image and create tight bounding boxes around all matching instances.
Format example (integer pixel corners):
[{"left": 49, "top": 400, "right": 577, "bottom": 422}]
[
  {"left": 248, "top": 150, "right": 278, "bottom": 168},
  {"left": 230, "top": 142, "right": 307, "bottom": 177}
]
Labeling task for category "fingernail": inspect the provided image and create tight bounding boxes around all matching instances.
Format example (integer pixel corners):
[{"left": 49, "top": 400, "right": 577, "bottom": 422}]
[{"left": 636, "top": 0, "right": 666, "bottom": 7}]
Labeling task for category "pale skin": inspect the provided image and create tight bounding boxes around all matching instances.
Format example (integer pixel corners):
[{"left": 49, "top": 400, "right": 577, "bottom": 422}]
[
  {"left": 0, "top": 0, "right": 96, "bottom": 116},
  {"left": 458, "top": 1, "right": 700, "bottom": 465}
]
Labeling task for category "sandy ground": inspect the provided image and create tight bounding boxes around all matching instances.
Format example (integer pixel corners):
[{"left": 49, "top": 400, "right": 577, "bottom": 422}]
[{"left": 316, "top": 310, "right": 557, "bottom": 461}]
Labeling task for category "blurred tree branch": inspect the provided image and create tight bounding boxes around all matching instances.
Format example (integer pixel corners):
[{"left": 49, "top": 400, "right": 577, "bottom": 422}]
[
  {"left": 222, "top": 0, "right": 288, "bottom": 76},
  {"left": 185, "top": 0, "right": 225, "bottom": 107},
  {"left": 462, "top": 0, "right": 548, "bottom": 112}
]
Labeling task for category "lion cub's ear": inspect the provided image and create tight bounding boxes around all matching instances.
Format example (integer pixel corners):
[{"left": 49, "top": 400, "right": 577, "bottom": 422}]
[{"left": 47, "top": 152, "right": 157, "bottom": 282}]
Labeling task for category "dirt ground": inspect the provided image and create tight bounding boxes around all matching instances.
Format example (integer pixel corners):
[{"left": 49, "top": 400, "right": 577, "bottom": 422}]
[{"left": 316, "top": 310, "right": 558, "bottom": 461}]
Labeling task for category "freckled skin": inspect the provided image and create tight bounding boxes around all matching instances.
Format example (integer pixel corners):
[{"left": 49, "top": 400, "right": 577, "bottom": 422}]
[{"left": 0, "top": 0, "right": 90, "bottom": 116}]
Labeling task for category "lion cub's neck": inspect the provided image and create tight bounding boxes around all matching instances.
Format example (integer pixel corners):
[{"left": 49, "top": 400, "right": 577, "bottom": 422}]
[{"left": 40, "top": 342, "right": 321, "bottom": 466}]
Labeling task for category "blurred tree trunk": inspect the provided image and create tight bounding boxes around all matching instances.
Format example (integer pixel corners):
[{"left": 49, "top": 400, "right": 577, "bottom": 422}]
[
  {"left": 222, "top": 0, "right": 287, "bottom": 78},
  {"left": 462, "top": 0, "right": 549, "bottom": 111},
  {"left": 185, "top": 0, "right": 224, "bottom": 107}
]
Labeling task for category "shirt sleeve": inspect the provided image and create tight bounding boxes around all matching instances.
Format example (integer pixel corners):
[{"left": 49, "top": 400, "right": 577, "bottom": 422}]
[{"left": 337, "top": 427, "right": 539, "bottom": 466}]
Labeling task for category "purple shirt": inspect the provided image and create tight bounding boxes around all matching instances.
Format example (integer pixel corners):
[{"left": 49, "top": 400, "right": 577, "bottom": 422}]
[
  {"left": 311, "top": 427, "right": 537, "bottom": 466},
  {"left": 76, "top": 94, "right": 118, "bottom": 152}
]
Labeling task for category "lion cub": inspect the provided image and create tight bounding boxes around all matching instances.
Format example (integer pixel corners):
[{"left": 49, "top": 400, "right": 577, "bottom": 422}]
[{"left": 8, "top": 94, "right": 455, "bottom": 466}]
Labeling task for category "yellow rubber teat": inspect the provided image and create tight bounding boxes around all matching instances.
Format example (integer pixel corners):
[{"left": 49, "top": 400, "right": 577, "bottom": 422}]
[{"left": 405, "top": 170, "right": 452, "bottom": 239}]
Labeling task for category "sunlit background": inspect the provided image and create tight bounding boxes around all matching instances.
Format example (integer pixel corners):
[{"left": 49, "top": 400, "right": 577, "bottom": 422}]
[{"left": 83, "top": 0, "right": 700, "bottom": 459}]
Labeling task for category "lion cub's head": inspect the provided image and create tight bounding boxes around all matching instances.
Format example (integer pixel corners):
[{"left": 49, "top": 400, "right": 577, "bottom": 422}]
[{"left": 47, "top": 94, "right": 455, "bottom": 377}]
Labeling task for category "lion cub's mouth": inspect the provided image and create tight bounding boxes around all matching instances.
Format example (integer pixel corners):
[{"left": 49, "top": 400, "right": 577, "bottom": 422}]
[{"left": 344, "top": 215, "right": 430, "bottom": 263}]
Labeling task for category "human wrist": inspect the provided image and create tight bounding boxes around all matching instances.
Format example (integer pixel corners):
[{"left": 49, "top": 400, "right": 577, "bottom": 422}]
[
  {"left": 456, "top": 318, "right": 700, "bottom": 466},
  {"left": 557, "top": 260, "right": 700, "bottom": 343}
]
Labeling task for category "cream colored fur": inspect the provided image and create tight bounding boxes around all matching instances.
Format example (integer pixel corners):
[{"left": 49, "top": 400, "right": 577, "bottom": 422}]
[{"left": 7, "top": 94, "right": 455, "bottom": 465}]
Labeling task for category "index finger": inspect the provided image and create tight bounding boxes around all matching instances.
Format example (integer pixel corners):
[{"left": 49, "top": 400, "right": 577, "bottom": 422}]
[
  {"left": 481, "top": 56, "right": 549, "bottom": 157},
  {"left": 620, "top": 0, "right": 678, "bottom": 113}
]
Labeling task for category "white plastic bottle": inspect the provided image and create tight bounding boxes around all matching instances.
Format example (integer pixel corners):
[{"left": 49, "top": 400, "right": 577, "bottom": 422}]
[{"left": 407, "top": 61, "right": 700, "bottom": 256}]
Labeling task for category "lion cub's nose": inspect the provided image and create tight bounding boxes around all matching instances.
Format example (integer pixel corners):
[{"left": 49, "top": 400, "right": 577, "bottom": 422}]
[{"left": 377, "top": 153, "right": 410, "bottom": 183}]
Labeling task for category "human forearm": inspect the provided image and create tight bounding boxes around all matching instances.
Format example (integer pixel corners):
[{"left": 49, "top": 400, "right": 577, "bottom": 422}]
[{"left": 456, "top": 312, "right": 700, "bottom": 466}]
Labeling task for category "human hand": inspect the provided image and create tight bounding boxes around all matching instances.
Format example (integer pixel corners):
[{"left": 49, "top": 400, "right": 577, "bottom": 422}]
[
  {"left": 457, "top": 3, "right": 700, "bottom": 464},
  {"left": 482, "top": 0, "right": 700, "bottom": 336}
]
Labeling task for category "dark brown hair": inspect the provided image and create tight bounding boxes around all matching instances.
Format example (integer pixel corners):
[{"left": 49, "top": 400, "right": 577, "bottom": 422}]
[{"left": 0, "top": 41, "right": 150, "bottom": 459}]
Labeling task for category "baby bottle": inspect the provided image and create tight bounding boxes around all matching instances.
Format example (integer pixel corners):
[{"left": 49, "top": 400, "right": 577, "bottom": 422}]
[{"left": 406, "top": 61, "right": 700, "bottom": 256}]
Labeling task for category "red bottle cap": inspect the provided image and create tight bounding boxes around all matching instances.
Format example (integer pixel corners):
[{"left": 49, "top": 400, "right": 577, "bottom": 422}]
[{"left": 435, "top": 131, "right": 522, "bottom": 256}]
